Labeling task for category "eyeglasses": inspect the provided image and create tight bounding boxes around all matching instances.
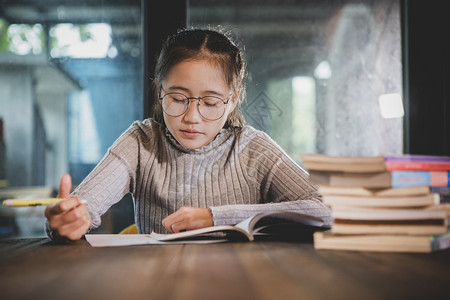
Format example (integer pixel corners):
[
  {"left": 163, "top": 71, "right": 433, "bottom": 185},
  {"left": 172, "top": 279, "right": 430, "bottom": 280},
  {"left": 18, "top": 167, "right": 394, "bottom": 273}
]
[{"left": 159, "top": 90, "right": 231, "bottom": 121}]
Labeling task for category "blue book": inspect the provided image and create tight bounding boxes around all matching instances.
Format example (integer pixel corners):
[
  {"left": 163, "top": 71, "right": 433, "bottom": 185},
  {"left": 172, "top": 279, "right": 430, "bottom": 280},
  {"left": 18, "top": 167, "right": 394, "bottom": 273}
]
[
  {"left": 392, "top": 171, "right": 450, "bottom": 187},
  {"left": 310, "top": 170, "right": 450, "bottom": 188}
]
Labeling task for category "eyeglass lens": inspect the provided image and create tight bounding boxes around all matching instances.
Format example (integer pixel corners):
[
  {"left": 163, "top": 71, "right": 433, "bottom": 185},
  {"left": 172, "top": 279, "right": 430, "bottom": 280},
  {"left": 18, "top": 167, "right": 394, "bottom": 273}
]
[{"left": 161, "top": 94, "right": 227, "bottom": 120}]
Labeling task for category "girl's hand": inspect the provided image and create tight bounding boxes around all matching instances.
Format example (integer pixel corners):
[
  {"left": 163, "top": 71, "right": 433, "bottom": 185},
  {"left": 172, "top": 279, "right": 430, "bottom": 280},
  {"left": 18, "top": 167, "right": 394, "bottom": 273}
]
[
  {"left": 45, "top": 174, "right": 91, "bottom": 241},
  {"left": 162, "top": 207, "right": 213, "bottom": 233}
]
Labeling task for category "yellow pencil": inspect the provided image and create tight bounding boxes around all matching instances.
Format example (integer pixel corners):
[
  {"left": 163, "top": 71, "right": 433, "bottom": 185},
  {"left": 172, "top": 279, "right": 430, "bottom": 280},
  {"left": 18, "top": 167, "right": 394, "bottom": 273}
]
[{"left": 2, "top": 198, "right": 87, "bottom": 207}]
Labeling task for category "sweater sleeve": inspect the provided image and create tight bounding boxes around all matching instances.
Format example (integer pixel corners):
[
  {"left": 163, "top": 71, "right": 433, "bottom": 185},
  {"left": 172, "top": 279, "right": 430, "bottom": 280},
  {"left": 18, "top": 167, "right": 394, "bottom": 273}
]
[
  {"left": 70, "top": 121, "right": 146, "bottom": 229},
  {"left": 209, "top": 130, "right": 332, "bottom": 227}
]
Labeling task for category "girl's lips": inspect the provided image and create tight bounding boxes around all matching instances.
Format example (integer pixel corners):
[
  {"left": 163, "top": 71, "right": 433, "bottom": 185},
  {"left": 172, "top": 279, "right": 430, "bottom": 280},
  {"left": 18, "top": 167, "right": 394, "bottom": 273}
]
[
  {"left": 182, "top": 129, "right": 200, "bottom": 133},
  {"left": 181, "top": 129, "right": 202, "bottom": 138}
]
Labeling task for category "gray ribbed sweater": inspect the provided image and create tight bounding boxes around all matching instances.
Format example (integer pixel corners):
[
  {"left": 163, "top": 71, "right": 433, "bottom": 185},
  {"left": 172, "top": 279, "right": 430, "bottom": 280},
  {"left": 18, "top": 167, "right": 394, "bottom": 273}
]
[{"left": 72, "top": 119, "right": 332, "bottom": 234}]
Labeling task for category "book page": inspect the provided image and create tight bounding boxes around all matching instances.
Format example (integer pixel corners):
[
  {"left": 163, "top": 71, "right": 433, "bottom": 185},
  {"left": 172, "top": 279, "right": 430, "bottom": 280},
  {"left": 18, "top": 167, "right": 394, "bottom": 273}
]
[
  {"left": 319, "top": 185, "right": 430, "bottom": 197},
  {"left": 149, "top": 225, "right": 249, "bottom": 242},
  {"left": 239, "top": 211, "right": 326, "bottom": 235},
  {"left": 85, "top": 234, "right": 228, "bottom": 247},
  {"left": 85, "top": 234, "right": 163, "bottom": 247}
]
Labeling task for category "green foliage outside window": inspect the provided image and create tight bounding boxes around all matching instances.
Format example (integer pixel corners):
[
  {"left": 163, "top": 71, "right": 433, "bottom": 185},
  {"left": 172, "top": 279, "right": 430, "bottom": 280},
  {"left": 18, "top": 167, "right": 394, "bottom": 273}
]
[
  {"left": 0, "top": 19, "right": 102, "bottom": 57},
  {"left": 0, "top": 18, "right": 44, "bottom": 55}
]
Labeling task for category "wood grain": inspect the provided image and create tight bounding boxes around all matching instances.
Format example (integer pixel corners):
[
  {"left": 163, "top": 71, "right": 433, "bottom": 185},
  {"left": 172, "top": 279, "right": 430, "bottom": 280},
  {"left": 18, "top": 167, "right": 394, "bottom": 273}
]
[{"left": 0, "top": 238, "right": 449, "bottom": 300}]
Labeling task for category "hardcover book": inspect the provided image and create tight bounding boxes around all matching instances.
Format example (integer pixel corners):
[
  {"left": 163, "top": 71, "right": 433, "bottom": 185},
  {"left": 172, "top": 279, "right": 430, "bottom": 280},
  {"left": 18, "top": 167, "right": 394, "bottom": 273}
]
[
  {"left": 314, "top": 231, "right": 450, "bottom": 253},
  {"left": 331, "top": 205, "right": 448, "bottom": 221},
  {"left": 321, "top": 193, "right": 438, "bottom": 208},
  {"left": 301, "top": 153, "right": 450, "bottom": 173},
  {"left": 299, "top": 154, "right": 386, "bottom": 173},
  {"left": 310, "top": 170, "right": 450, "bottom": 188},
  {"left": 385, "top": 162, "right": 450, "bottom": 172},
  {"left": 309, "top": 170, "right": 392, "bottom": 188},
  {"left": 331, "top": 220, "right": 448, "bottom": 235},
  {"left": 392, "top": 171, "right": 449, "bottom": 187},
  {"left": 318, "top": 185, "right": 431, "bottom": 197},
  {"left": 384, "top": 155, "right": 450, "bottom": 171},
  {"left": 384, "top": 154, "right": 450, "bottom": 162}
]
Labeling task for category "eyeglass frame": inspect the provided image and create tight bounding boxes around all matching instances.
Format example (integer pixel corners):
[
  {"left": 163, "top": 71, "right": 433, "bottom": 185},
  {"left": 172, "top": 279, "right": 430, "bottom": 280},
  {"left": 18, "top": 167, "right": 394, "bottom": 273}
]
[{"left": 158, "top": 88, "right": 233, "bottom": 121}]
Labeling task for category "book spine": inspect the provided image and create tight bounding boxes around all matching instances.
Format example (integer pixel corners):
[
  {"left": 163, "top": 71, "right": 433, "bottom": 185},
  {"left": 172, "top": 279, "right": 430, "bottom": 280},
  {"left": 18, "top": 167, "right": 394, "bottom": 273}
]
[
  {"left": 385, "top": 161, "right": 450, "bottom": 171},
  {"left": 431, "top": 234, "right": 450, "bottom": 252},
  {"left": 438, "top": 195, "right": 450, "bottom": 203},
  {"left": 384, "top": 155, "right": 450, "bottom": 163},
  {"left": 0, "top": 119, "right": 6, "bottom": 188},
  {"left": 391, "top": 171, "right": 450, "bottom": 187},
  {"left": 431, "top": 187, "right": 450, "bottom": 195}
]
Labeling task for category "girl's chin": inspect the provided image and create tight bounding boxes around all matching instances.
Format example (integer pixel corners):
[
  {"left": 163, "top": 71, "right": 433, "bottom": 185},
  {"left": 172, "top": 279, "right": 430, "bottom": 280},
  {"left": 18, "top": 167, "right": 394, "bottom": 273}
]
[
  {"left": 177, "top": 136, "right": 215, "bottom": 149},
  {"left": 178, "top": 138, "right": 207, "bottom": 149}
]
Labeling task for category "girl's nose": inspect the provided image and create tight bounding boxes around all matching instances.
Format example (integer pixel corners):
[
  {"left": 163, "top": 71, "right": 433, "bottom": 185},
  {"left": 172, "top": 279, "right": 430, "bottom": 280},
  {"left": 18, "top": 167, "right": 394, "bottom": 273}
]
[{"left": 182, "top": 100, "right": 202, "bottom": 123}]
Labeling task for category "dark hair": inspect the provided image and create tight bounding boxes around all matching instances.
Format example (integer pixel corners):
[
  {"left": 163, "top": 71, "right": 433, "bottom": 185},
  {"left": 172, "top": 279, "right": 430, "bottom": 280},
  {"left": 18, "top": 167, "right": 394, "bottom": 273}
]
[{"left": 152, "top": 28, "right": 246, "bottom": 128}]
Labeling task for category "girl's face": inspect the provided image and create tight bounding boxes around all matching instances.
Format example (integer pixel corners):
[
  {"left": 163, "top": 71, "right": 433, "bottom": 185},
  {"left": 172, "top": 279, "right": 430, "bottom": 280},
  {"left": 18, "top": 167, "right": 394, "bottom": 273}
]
[{"left": 161, "top": 59, "right": 236, "bottom": 149}]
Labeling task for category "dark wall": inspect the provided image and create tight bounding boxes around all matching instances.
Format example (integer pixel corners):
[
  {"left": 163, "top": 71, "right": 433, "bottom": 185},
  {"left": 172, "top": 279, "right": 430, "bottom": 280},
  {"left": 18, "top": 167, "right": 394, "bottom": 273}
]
[
  {"left": 403, "top": 0, "right": 449, "bottom": 155},
  {"left": 142, "top": 0, "right": 188, "bottom": 119}
]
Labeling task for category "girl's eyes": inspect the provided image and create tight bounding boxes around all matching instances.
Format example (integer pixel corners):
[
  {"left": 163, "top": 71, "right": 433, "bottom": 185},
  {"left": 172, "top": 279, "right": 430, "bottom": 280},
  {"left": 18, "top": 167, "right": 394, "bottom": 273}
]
[
  {"left": 203, "top": 101, "right": 217, "bottom": 107},
  {"left": 201, "top": 97, "right": 220, "bottom": 107},
  {"left": 167, "top": 94, "right": 222, "bottom": 106},
  {"left": 171, "top": 96, "right": 186, "bottom": 102}
]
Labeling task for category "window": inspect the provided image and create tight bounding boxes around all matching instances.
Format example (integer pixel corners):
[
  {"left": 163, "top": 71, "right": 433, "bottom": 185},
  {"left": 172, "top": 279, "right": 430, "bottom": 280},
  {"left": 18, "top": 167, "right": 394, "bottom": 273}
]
[
  {"left": 0, "top": 1, "right": 142, "bottom": 237},
  {"left": 190, "top": 0, "right": 403, "bottom": 162}
]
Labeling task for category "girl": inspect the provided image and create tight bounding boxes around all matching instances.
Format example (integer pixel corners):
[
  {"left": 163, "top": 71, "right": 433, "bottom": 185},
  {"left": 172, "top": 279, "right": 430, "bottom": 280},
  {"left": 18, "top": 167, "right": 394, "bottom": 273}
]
[{"left": 45, "top": 28, "right": 332, "bottom": 241}]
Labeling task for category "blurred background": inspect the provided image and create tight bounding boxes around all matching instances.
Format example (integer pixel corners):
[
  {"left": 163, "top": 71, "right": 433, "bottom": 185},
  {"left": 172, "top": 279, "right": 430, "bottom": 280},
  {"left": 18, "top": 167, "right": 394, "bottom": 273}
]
[{"left": 1, "top": 0, "right": 445, "bottom": 238}]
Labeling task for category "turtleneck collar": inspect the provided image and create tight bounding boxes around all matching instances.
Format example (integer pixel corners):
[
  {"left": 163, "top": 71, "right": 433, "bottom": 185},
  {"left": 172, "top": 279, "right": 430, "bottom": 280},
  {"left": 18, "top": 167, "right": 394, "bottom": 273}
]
[{"left": 163, "top": 127, "right": 234, "bottom": 154}]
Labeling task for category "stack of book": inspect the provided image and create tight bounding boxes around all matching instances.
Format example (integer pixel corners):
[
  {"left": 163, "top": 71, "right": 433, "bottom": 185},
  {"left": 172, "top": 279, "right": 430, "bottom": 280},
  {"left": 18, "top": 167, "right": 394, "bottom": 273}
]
[{"left": 300, "top": 153, "right": 450, "bottom": 253}]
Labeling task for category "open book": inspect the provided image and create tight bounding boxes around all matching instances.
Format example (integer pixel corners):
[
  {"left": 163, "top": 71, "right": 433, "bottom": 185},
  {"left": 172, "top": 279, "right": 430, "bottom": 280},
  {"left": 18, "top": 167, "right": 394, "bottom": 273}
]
[
  {"left": 150, "top": 211, "right": 327, "bottom": 243},
  {"left": 85, "top": 211, "right": 328, "bottom": 247}
]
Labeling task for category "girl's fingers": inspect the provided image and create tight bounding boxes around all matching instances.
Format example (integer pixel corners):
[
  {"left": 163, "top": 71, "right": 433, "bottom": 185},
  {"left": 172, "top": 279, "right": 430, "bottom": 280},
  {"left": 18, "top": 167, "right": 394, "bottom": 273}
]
[
  {"left": 58, "top": 174, "right": 73, "bottom": 199},
  {"left": 59, "top": 203, "right": 88, "bottom": 224},
  {"left": 47, "top": 203, "right": 90, "bottom": 234},
  {"left": 162, "top": 218, "right": 177, "bottom": 233},
  {"left": 162, "top": 207, "right": 213, "bottom": 233},
  {"left": 57, "top": 215, "right": 91, "bottom": 241},
  {"left": 170, "top": 221, "right": 185, "bottom": 233},
  {"left": 45, "top": 174, "right": 90, "bottom": 241},
  {"left": 45, "top": 197, "right": 81, "bottom": 216},
  {"left": 162, "top": 208, "right": 187, "bottom": 232},
  {"left": 162, "top": 213, "right": 183, "bottom": 229}
]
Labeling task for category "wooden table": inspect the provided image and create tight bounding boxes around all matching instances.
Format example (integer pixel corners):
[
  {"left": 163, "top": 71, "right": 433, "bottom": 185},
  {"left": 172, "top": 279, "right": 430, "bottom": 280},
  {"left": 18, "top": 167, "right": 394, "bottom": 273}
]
[{"left": 0, "top": 238, "right": 449, "bottom": 300}]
